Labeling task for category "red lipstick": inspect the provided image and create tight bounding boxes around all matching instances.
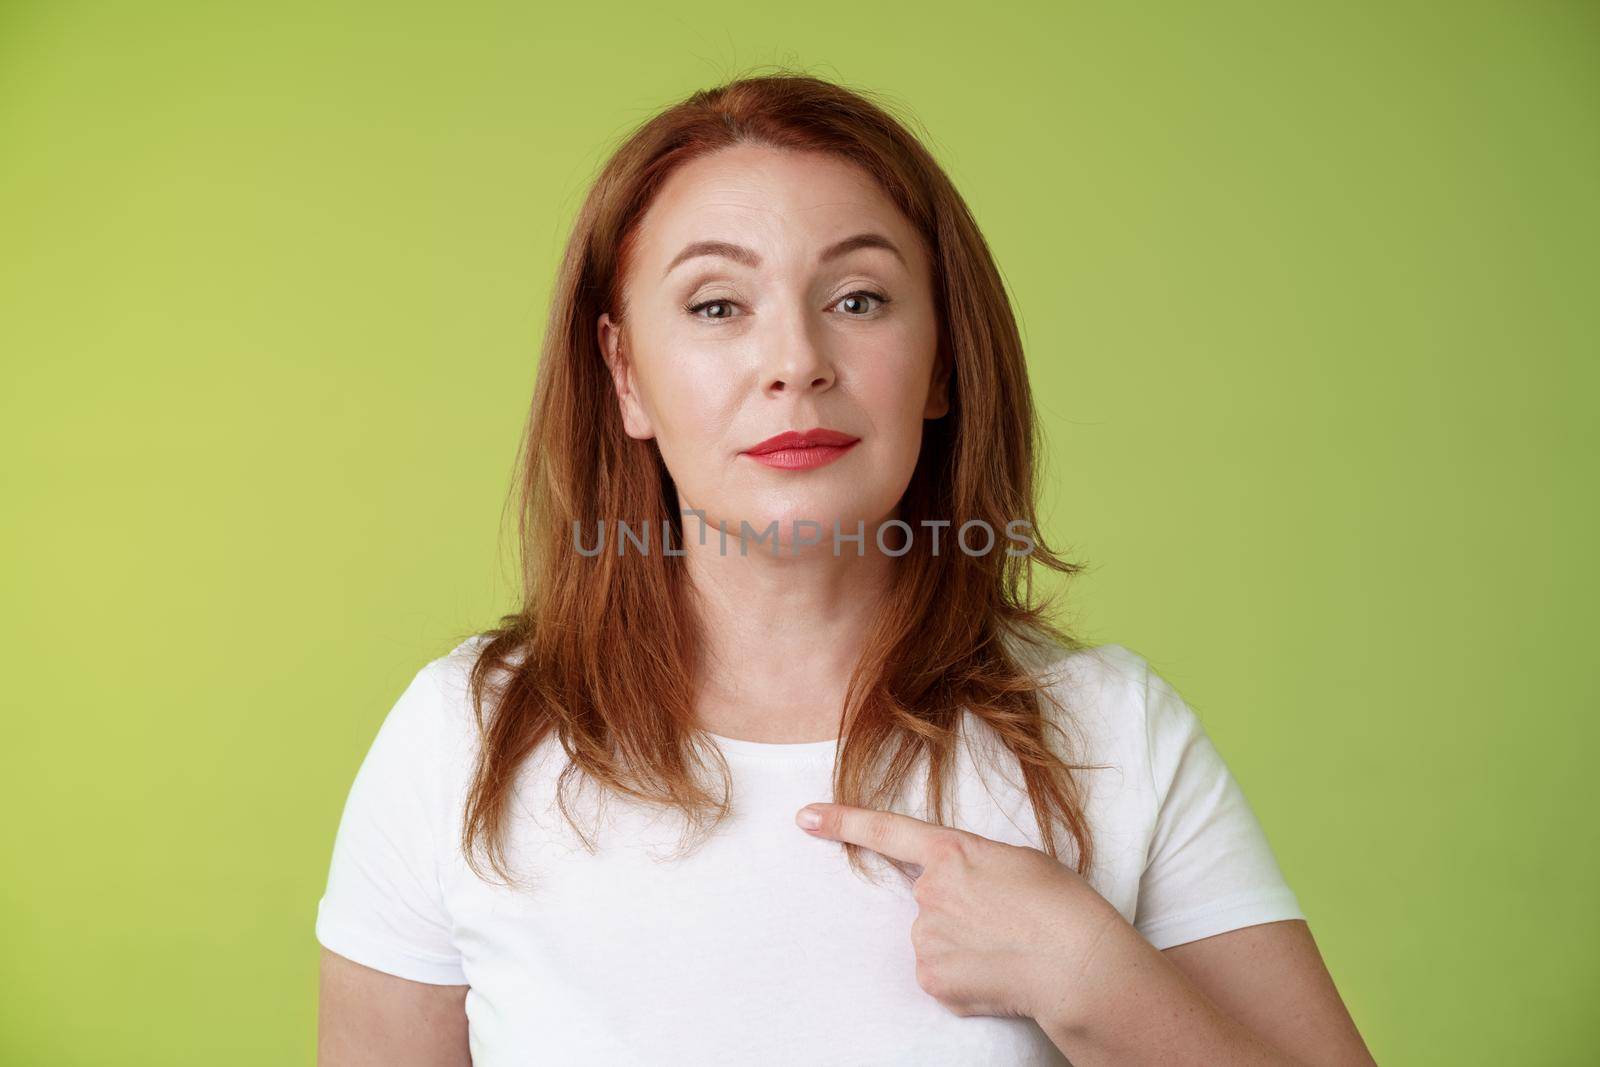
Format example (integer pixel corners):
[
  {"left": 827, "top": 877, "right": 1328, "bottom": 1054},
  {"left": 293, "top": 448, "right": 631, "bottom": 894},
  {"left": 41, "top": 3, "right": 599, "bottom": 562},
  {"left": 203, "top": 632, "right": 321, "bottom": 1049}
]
[{"left": 741, "top": 428, "right": 860, "bottom": 471}]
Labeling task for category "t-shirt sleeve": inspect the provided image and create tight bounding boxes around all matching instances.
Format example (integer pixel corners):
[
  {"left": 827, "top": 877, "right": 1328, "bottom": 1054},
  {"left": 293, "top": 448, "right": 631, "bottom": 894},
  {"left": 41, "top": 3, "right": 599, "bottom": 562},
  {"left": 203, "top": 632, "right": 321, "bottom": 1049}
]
[
  {"left": 315, "top": 660, "right": 469, "bottom": 985},
  {"left": 1132, "top": 661, "right": 1305, "bottom": 951}
]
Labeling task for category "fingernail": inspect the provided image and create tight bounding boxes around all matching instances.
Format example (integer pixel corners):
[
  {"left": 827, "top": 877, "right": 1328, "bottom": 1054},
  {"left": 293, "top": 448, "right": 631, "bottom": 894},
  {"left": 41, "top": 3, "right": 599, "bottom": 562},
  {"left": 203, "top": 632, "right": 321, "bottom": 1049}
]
[{"left": 796, "top": 805, "right": 823, "bottom": 830}]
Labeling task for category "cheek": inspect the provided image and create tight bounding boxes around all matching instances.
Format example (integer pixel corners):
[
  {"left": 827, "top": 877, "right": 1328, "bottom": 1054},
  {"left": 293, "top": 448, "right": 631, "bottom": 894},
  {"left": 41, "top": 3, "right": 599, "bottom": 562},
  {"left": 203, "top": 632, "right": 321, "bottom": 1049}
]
[
  {"left": 639, "top": 349, "right": 743, "bottom": 458},
  {"left": 854, "top": 343, "right": 936, "bottom": 450}
]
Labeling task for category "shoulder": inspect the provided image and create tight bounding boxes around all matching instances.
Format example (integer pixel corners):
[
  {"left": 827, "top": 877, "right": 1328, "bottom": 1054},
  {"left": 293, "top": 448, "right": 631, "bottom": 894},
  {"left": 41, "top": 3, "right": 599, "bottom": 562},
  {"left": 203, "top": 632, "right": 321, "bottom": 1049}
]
[
  {"left": 952, "top": 634, "right": 1161, "bottom": 855},
  {"left": 1025, "top": 641, "right": 1252, "bottom": 819},
  {"left": 1029, "top": 641, "right": 1150, "bottom": 705},
  {"left": 391, "top": 632, "right": 509, "bottom": 763},
  {"left": 1001, "top": 628, "right": 1152, "bottom": 737},
  {"left": 998, "top": 633, "right": 1178, "bottom": 788},
  {"left": 425, "top": 630, "right": 529, "bottom": 696},
  {"left": 425, "top": 632, "right": 498, "bottom": 703}
]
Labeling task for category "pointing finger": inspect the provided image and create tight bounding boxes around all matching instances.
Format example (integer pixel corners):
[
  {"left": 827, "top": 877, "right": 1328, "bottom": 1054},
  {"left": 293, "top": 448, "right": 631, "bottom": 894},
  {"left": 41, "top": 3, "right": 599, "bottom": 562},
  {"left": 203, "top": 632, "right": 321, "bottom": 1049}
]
[{"left": 796, "top": 802, "right": 951, "bottom": 867}]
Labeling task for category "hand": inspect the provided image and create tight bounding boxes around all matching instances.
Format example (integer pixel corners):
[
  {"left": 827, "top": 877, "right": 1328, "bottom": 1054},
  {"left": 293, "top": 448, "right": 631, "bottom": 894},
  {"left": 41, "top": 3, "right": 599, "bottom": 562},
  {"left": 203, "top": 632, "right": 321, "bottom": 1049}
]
[{"left": 794, "top": 801, "right": 1127, "bottom": 1023}]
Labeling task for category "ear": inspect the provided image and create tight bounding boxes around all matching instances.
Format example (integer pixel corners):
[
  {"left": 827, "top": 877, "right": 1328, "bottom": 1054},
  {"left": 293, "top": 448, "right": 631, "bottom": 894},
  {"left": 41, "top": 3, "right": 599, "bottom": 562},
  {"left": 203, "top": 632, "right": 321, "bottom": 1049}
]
[
  {"left": 598, "top": 312, "right": 656, "bottom": 440},
  {"left": 923, "top": 342, "right": 951, "bottom": 420}
]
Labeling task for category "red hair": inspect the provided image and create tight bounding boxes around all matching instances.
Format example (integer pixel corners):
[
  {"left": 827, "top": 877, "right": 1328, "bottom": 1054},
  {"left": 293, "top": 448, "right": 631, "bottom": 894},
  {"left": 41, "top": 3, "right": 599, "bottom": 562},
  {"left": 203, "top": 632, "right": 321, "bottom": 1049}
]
[{"left": 456, "top": 69, "right": 1100, "bottom": 889}]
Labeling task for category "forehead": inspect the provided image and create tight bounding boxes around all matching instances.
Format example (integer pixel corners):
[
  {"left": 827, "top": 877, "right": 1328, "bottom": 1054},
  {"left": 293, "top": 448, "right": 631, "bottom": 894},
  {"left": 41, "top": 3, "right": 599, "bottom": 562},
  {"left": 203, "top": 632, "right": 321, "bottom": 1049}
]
[{"left": 631, "top": 143, "right": 921, "bottom": 269}]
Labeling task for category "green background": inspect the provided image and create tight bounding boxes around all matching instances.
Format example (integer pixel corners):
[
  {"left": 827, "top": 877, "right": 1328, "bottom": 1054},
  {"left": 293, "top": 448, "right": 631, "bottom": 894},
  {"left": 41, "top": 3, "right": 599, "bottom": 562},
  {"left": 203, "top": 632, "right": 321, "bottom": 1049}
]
[{"left": 2, "top": 1, "right": 1594, "bottom": 1062}]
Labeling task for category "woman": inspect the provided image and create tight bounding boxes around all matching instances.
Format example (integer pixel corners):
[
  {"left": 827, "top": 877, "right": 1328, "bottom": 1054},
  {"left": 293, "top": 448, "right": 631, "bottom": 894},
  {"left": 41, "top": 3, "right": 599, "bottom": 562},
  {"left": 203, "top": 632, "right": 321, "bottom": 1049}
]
[{"left": 316, "top": 73, "right": 1374, "bottom": 1065}]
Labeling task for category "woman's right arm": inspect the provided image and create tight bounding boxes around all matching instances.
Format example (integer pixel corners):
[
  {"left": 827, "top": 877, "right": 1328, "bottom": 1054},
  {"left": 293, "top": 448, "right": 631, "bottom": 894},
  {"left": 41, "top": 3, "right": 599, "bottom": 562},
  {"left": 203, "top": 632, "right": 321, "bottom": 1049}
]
[
  {"left": 315, "top": 658, "right": 475, "bottom": 1064},
  {"left": 318, "top": 947, "right": 471, "bottom": 1066}
]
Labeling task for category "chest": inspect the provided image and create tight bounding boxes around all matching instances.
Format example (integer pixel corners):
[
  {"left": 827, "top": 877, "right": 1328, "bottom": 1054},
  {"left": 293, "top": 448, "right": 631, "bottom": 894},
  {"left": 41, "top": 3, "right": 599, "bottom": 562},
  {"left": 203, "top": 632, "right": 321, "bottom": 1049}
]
[{"left": 439, "top": 752, "right": 1136, "bottom": 1065}]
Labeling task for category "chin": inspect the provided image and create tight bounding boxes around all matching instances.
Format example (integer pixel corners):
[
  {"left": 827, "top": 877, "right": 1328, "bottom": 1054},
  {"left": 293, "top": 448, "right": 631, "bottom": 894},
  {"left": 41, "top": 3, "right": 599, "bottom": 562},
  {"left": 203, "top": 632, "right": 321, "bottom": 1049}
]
[{"left": 693, "top": 494, "right": 889, "bottom": 551}]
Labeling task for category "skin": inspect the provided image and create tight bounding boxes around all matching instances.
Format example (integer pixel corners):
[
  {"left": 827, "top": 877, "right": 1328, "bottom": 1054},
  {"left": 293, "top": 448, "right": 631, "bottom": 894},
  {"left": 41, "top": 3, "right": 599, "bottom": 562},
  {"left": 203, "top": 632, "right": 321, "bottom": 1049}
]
[
  {"left": 319, "top": 143, "right": 1374, "bottom": 1063},
  {"left": 317, "top": 948, "right": 470, "bottom": 1066}
]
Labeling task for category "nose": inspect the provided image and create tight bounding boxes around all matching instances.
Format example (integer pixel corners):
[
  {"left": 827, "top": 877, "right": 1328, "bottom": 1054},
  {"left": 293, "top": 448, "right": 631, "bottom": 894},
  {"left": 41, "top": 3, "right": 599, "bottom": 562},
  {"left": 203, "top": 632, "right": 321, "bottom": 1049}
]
[{"left": 757, "top": 309, "right": 836, "bottom": 396}]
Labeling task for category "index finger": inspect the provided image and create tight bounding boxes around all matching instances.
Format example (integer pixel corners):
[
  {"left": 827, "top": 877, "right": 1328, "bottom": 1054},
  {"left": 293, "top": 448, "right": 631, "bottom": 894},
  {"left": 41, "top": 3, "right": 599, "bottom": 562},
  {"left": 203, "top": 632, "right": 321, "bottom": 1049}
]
[{"left": 796, "top": 802, "right": 950, "bottom": 866}]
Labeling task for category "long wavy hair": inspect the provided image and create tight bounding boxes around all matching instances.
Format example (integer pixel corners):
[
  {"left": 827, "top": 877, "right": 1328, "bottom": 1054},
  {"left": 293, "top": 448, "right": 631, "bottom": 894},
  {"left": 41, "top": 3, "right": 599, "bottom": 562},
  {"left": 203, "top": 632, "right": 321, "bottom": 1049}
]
[{"left": 456, "top": 69, "right": 1100, "bottom": 890}]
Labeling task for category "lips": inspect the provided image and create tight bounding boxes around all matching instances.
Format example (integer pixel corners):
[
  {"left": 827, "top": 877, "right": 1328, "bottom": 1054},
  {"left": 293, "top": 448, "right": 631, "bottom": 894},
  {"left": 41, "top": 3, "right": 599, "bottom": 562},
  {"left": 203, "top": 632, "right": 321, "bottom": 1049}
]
[{"left": 743, "top": 428, "right": 860, "bottom": 455}]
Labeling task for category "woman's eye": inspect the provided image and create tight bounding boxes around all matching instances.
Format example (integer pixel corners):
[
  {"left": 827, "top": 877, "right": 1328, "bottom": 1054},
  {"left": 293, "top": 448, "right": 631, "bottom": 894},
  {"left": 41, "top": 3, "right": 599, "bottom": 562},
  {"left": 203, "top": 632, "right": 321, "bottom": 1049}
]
[
  {"left": 833, "top": 290, "right": 889, "bottom": 316},
  {"left": 685, "top": 298, "right": 741, "bottom": 321}
]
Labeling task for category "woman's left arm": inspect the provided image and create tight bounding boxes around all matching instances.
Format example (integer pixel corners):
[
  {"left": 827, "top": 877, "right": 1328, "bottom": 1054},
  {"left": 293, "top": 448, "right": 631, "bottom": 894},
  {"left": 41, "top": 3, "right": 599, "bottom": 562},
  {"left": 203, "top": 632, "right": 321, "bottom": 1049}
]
[
  {"left": 794, "top": 802, "right": 1376, "bottom": 1067},
  {"left": 1034, "top": 908, "right": 1376, "bottom": 1066}
]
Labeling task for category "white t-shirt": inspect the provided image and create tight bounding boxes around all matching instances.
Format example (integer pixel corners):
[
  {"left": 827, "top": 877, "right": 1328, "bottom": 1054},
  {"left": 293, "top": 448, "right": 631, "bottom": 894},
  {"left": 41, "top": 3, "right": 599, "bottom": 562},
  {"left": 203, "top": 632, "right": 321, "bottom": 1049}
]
[{"left": 315, "top": 636, "right": 1304, "bottom": 1066}]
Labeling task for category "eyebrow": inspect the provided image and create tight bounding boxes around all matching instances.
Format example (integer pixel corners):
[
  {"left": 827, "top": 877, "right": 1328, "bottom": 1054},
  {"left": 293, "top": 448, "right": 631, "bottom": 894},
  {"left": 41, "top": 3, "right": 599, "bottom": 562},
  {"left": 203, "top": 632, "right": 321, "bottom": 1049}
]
[{"left": 662, "top": 231, "right": 907, "bottom": 278}]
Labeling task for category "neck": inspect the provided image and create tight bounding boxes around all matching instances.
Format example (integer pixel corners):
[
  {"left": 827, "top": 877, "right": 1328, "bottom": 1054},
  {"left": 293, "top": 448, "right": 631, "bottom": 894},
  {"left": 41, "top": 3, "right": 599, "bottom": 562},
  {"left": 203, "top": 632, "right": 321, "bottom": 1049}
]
[{"left": 680, "top": 513, "right": 898, "bottom": 743}]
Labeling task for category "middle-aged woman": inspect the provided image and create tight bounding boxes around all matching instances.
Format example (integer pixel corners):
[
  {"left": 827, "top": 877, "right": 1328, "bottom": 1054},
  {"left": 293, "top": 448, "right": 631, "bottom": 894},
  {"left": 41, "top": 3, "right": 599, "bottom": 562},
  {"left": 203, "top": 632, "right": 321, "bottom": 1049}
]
[{"left": 316, "top": 72, "right": 1376, "bottom": 1065}]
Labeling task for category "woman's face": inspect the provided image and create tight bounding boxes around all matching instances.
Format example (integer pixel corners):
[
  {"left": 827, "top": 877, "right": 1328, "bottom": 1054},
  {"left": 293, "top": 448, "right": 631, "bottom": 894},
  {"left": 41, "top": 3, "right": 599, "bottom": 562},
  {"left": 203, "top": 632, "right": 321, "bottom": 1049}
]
[{"left": 600, "top": 143, "right": 948, "bottom": 553}]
